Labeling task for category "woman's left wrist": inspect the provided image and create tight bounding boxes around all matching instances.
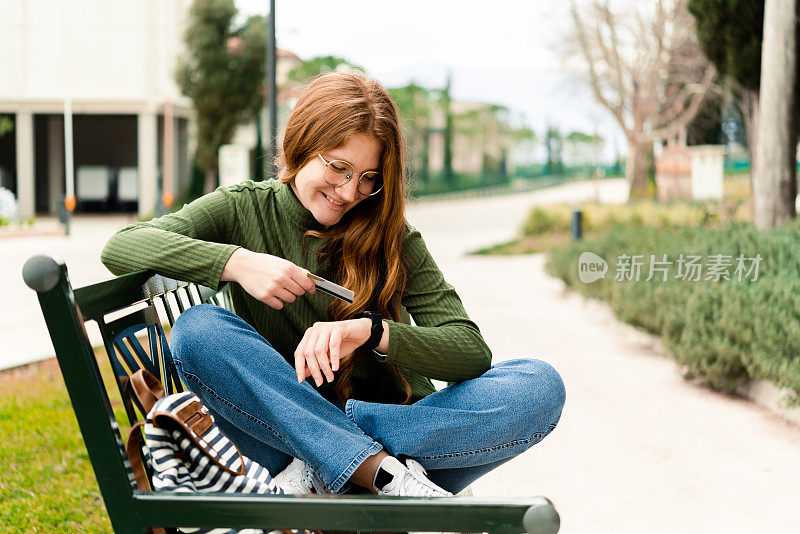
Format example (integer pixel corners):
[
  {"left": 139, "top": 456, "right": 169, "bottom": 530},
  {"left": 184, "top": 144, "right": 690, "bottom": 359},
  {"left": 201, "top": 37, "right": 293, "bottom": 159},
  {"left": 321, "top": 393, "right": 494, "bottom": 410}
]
[{"left": 357, "top": 317, "right": 373, "bottom": 344}]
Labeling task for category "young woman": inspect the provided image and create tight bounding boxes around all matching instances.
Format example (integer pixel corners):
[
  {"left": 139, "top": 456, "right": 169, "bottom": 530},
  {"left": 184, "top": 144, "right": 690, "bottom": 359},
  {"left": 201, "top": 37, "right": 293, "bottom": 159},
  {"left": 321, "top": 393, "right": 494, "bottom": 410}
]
[{"left": 101, "top": 70, "right": 565, "bottom": 497}]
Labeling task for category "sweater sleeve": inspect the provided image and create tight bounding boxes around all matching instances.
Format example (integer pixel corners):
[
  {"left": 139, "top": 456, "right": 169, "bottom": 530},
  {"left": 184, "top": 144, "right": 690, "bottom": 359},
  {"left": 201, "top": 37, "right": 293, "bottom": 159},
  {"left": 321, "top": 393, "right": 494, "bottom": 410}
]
[
  {"left": 382, "top": 223, "right": 492, "bottom": 382},
  {"left": 100, "top": 188, "right": 242, "bottom": 290}
]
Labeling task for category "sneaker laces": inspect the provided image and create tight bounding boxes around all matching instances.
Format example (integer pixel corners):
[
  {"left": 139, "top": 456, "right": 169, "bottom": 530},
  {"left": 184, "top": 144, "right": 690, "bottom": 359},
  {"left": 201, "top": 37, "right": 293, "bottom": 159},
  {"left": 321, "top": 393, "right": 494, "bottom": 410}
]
[
  {"left": 301, "top": 463, "right": 330, "bottom": 494},
  {"left": 378, "top": 458, "right": 451, "bottom": 497},
  {"left": 274, "top": 458, "right": 329, "bottom": 495}
]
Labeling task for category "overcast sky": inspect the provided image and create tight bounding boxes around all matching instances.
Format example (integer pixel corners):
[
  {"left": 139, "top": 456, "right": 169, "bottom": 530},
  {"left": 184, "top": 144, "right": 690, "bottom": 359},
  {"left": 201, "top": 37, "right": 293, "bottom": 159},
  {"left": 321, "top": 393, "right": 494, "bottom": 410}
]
[{"left": 236, "top": 0, "right": 624, "bottom": 160}]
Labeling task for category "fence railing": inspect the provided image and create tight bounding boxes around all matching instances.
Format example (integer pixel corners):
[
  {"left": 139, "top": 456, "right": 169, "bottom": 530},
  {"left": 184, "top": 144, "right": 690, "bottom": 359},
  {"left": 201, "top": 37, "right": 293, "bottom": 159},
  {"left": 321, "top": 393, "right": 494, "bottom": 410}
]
[{"left": 410, "top": 173, "right": 619, "bottom": 202}]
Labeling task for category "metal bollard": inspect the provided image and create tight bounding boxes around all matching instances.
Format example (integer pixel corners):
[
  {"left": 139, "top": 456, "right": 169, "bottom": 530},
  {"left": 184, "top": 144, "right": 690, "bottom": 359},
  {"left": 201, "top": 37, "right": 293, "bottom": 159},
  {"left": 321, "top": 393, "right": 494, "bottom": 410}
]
[
  {"left": 571, "top": 209, "right": 582, "bottom": 241},
  {"left": 58, "top": 199, "right": 72, "bottom": 237}
]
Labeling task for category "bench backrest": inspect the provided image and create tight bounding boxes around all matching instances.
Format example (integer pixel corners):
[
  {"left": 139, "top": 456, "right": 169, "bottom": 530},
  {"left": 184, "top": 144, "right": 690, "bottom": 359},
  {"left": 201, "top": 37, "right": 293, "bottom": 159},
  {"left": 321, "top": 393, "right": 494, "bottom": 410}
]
[
  {"left": 75, "top": 267, "right": 232, "bottom": 423},
  {"left": 23, "top": 255, "right": 230, "bottom": 527}
]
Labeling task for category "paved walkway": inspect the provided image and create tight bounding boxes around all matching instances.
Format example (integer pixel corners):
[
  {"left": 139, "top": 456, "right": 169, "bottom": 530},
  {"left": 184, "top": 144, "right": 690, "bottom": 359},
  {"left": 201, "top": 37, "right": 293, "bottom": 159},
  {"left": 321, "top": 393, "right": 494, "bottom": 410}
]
[
  {"left": 2, "top": 214, "right": 135, "bottom": 369},
  {"left": 405, "top": 180, "right": 800, "bottom": 534},
  {"left": 4, "top": 178, "right": 800, "bottom": 533}
]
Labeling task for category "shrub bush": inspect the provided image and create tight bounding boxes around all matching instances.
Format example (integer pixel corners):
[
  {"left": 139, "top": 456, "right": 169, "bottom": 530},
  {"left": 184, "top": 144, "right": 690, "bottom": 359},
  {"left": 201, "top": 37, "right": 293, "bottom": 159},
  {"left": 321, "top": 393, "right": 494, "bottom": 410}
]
[
  {"left": 523, "top": 207, "right": 558, "bottom": 234},
  {"left": 546, "top": 218, "right": 800, "bottom": 403},
  {"left": 527, "top": 200, "right": 747, "bottom": 238}
]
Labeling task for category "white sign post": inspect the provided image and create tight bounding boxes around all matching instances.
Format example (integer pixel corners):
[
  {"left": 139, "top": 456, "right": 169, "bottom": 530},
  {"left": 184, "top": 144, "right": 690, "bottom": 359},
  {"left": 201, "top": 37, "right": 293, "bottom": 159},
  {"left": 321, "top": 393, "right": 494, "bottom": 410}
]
[
  {"left": 688, "top": 145, "right": 725, "bottom": 201},
  {"left": 219, "top": 144, "right": 250, "bottom": 188}
]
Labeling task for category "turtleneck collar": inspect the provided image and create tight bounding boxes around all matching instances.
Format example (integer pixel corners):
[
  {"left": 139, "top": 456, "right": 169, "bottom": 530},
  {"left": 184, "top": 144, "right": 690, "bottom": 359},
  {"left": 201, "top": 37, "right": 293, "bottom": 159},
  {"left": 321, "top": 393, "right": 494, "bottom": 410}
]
[{"left": 275, "top": 179, "right": 326, "bottom": 232}]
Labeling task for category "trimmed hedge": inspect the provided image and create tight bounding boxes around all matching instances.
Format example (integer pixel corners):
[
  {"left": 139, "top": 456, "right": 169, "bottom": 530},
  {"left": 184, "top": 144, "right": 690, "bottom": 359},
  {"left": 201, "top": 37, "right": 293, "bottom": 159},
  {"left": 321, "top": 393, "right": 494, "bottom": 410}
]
[{"left": 546, "top": 219, "right": 800, "bottom": 403}]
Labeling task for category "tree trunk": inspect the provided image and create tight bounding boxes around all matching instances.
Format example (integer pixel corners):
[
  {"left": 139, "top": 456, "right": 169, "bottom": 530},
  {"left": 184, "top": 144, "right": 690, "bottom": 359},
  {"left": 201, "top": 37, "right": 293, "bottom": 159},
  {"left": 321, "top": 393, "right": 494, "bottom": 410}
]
[
  {"left": 626, "top": 137, "right": 651, "bottom": 200},
  {"left": 789, "top": 72, "right": 799, "bottom": 218},
  {"left": 736, "top": 87, "right": 759, "bottom": 191},
  {"left": 443, "top": 112, "right": 453, "bottom": 185},
  {"left": 204, "top": 167, "right": 218, "bottom": 194},
  {"left": 791, "top": 2, "right": 800, "bottom": 216},
  {"left": 754, "top": 0, "right": 798, "bottom": 230}
]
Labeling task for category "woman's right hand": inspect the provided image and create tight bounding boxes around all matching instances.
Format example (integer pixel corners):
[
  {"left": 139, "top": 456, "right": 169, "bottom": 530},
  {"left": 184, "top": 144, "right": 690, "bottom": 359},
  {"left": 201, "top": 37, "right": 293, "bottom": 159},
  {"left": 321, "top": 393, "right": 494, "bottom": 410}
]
[{"left": 221, "top": 248, "right": 316, "bottom": 310}]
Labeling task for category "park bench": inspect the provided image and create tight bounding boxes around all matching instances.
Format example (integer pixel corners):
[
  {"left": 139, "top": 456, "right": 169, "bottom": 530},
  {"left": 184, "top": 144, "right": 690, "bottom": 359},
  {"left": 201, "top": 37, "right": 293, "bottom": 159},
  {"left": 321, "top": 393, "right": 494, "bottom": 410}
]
[{"left": 22, "top": 253, "right": 560, "bottom": 534}]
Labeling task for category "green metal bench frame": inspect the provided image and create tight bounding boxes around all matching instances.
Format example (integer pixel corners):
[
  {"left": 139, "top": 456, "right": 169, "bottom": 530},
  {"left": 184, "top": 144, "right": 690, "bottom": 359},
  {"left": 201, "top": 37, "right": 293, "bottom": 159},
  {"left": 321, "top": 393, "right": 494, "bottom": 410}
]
[{"left": 22, "top": 254, "right": 560, "bottom": 534}]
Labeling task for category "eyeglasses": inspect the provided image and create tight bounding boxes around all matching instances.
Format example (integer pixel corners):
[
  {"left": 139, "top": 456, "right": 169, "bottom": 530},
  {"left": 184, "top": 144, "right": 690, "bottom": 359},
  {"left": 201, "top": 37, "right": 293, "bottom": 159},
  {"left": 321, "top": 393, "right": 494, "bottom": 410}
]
[{"left": 317, "top": 154, "right": 383, "bottom": 197}]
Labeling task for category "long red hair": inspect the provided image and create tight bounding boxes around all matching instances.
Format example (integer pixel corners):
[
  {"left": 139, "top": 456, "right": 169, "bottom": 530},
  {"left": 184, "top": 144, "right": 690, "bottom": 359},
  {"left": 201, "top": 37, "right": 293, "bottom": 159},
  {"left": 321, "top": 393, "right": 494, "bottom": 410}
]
[{"left": 277, "top": 70, "right": 412, "bottom": 404}]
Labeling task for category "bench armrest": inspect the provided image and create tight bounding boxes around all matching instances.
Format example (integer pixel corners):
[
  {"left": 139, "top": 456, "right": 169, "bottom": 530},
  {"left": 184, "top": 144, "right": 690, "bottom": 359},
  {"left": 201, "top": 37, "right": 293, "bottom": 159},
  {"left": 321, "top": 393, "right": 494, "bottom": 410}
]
[{"left": 132, "top": 492, "right": 560, "bottom": 534}]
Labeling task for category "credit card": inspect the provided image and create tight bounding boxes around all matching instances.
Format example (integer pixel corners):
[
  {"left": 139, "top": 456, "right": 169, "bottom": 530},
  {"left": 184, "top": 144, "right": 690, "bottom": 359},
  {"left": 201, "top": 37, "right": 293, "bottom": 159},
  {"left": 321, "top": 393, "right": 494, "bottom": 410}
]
[{"left": 307, "top": 273, "right": 354, "bottom": 303}]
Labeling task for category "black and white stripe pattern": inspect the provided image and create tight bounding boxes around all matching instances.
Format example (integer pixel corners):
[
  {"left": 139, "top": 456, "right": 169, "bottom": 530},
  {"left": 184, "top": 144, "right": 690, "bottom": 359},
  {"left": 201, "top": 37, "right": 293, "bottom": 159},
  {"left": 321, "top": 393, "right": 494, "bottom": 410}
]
[{"left": 143, "top": 392, "right": 289, "bottom": 534}]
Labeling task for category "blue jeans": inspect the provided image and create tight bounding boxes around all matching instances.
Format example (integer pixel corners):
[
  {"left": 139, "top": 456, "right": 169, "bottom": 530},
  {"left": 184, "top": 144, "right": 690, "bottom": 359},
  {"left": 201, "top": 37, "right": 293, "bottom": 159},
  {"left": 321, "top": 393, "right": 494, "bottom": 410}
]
[{"left": 170, "top": 304, "right": 565, "bottom": 494}]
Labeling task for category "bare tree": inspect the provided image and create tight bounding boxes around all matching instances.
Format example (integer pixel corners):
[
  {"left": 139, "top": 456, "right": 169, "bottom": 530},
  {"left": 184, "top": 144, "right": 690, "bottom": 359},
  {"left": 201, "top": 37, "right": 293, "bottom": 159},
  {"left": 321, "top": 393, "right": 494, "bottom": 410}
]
[
  {"left": 568, "top": 0, "right": 717, "bottom": 199},
  {"left": 753, "top": 0, "right": 799, "bottom": 230}
]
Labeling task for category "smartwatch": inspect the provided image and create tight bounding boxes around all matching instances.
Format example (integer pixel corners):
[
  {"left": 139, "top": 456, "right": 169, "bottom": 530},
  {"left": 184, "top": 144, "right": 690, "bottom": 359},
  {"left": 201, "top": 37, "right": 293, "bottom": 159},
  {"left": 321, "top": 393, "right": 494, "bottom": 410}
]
[{"left": 355, "top": 310, "right": 385, "bottom": 358}]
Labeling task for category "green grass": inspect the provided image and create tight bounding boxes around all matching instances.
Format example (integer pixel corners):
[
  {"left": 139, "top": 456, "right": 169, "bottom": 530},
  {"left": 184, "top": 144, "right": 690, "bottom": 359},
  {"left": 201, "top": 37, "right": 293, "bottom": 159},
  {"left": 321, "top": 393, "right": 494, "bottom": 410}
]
[
  {"left": 0, "top": 352, "right": 126, "bottom": 533},
  {"left": 473, "top": 231, "right": 575, "bottom": 255}
]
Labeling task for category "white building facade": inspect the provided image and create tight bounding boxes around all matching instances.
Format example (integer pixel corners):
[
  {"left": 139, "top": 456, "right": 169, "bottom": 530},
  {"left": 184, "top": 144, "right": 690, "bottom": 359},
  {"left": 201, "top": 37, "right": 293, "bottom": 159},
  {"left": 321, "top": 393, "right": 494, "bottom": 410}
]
[{"left": 0, "top": 0, "right": 194, "bottom": 218}]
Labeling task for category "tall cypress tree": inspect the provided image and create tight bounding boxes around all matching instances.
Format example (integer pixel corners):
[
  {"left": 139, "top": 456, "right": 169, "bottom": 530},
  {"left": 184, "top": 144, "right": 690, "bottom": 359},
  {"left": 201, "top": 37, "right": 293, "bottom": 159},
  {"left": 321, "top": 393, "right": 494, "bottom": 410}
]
[
  {"left": 687, "top": 0, "right": 764, "bottom": 157},
  {"left": 176, "top": 0, "right": 266, "bottom": 192},
  {"left": 389, "top": 83, "right": 435, "bottom": 184},
  {"left": 688, "top": 0, "right": 764, "bottom": 91}
]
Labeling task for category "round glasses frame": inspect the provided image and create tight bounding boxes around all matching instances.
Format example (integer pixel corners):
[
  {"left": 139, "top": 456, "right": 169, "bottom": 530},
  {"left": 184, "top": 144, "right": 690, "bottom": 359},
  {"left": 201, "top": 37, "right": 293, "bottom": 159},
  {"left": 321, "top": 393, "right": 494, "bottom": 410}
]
[{"left": 317, "top": 153, "right": 384, "bottom": 197}]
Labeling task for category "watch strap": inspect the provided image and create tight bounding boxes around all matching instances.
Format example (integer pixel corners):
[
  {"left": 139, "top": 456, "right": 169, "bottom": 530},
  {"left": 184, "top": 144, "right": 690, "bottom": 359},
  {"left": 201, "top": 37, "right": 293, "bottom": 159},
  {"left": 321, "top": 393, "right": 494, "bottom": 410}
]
[{"left": 355, "top": 311, "right": 383, "bottom": 353}]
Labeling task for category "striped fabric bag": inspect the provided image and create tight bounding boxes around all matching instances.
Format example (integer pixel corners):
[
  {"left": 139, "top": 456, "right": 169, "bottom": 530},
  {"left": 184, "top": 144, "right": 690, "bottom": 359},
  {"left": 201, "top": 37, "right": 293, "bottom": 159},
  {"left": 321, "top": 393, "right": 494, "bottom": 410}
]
[{"left": 125, "top": 370, "right": 308, "bottom": 534}]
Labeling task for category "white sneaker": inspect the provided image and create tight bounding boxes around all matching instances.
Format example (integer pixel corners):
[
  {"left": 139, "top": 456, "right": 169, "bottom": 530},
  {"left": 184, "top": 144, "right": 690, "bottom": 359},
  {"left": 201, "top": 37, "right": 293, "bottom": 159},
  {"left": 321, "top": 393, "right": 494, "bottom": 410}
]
[
  {"left": 373, "top": 456, "right": 452, "bottom": 497},
  {"left": 273, "top": 458, "right": 329, "bottom": 495}
]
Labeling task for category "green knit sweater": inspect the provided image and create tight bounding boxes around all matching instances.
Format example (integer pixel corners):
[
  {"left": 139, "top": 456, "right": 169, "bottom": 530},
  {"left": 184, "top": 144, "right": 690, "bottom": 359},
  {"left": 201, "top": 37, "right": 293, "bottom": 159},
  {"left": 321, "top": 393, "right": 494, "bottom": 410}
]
[{"left": 101, "top": 179, "right": 491, "bottom": 403}]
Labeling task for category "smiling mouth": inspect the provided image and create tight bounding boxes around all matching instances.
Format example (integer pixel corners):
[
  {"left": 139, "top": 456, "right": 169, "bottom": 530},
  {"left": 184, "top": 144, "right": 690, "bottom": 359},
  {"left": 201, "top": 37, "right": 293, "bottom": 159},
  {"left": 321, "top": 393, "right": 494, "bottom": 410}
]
[{"left": 322, "top": 192, "right": 346, "bottom": 207}]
